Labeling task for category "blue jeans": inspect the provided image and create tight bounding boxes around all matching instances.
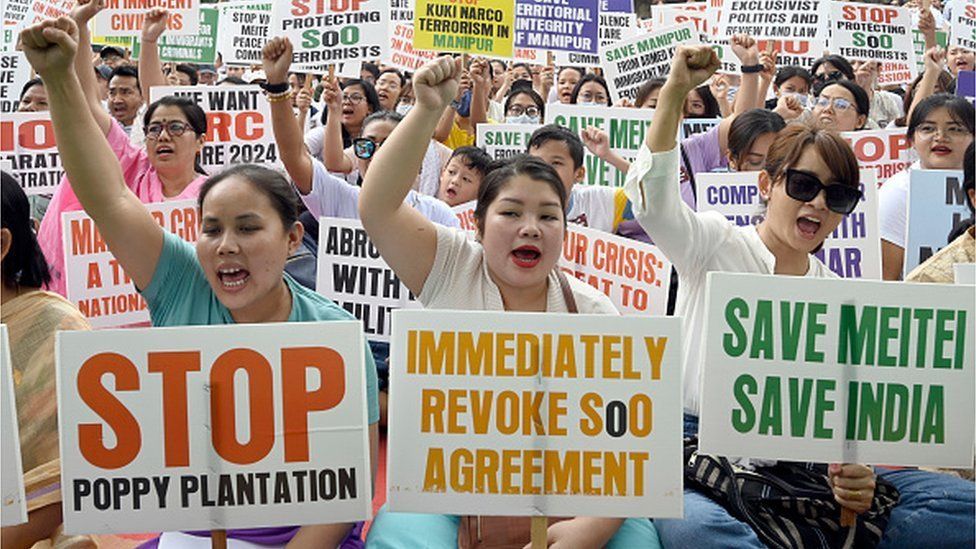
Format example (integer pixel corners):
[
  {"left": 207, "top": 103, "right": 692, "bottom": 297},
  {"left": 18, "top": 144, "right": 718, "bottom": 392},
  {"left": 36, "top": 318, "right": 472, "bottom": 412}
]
[{"left": 877, "top": 467, "right": 975, "bottom": 548}]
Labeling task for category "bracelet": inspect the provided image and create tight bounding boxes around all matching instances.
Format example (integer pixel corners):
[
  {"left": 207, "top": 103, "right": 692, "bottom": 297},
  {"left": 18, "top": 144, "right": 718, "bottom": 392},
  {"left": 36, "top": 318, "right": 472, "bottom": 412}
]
[
  {"left": 740, "top": 64, "right": 763, "bottom": 74},
  {"left": 260, "top": 81, "right": 290, "bottom": 94},
  {"left": 266, "top": 90, "right": 293, "bottom": 103}
]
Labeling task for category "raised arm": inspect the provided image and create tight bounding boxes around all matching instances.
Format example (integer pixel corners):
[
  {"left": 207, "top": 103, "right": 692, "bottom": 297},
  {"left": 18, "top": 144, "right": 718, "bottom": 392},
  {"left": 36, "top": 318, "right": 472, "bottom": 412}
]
[
  {"left": 647, "top": 47, "right": 720, "bottom": 153},
  {"left": 907, "top": 47, "right": 945, "bottom": 121},
  {"left": 718, "top": 34, "right": 761, "bottom": 155},
  {"left": 69, "top": 0, "right": 112, "bottom": 134},
  {"left": 262, "top": 38, "right": 314, "bottom": 193},
  {"left": 138, "top": 8, "right": 169, "bottom": 94},
  {"left": 321, "top": 76, "right": 355, "bottom": 174},
  {"left": 359, "top": 57, "right": 461, "bottom": 295},
  {"left": 582, "top": 126, "right": 631, "bottom": 173},
  {"left": 22, "top": 17, "right": 163, "bottom": 290},
  {"left": 468, "top": 57, "right": 490, "bottom": 129}
]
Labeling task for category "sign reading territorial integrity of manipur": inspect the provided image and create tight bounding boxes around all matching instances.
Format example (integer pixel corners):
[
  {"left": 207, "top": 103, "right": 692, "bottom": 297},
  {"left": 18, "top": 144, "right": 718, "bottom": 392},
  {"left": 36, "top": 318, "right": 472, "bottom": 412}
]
[
  {"left": 387, "top": 310, "right": 684, "bottom": 518},
  {"left": 316, "top": 217, "right": 420, "bottom": 344},
  {"left": 0, "top": 325, "right": 28, "bottom": 527},
  {"left": 698, "top": 272, "right": 975, "bottom": 467},
  {"left": 0, "top": 111, "right": 63, "bottom": 196},
  {"left": 831, "top": 3, "right": 916, "bottom": 81},
  {"left": 94, "top": 0, "right": 200, "bottom": 37},
  {"left": 555, "top": 1, "right": 640, "bottom": 66},
  {"left": 600, "top": 23, "right": 699, "bottom": 104},
  {"left": 57, "top": 323, "right": 371, "bottom": 534},
  {"left": 271, "top": 0, "right": 389, "bottom": 72},
  {"left": 904, "top": 169, "right": 971, "bottom": 275},
  {"left": 515, "top": 0, "right": 599, "bottom": 55},
  {"left": 413, "top": 0, "right": 516, "bottom": 58},
  {"left": 149, "top": 85, "right": 279, "bottom": 174}
]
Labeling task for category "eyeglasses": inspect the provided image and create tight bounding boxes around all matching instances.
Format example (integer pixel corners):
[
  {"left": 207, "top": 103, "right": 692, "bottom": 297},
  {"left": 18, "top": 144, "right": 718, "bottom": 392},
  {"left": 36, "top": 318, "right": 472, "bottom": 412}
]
[
  {"left": 342, "top": 93, "right": 365, "bottom": 104},
  {"left": 813, "top": 95, "right": 855, "bottom": 112},
  {"left": 784, "top": 169, "right": 863, "bottom": 214},
  {"left": 915, "top": 123, "right": 970, "bottom": 139},
  {"left": 814, "top": 70, "right": 844, "bottom": 82},
  {"left": 145, "top": 121, "right": 192, "bottom": 140},
  {"left": 506, "top": 105, "right": 540, "bottom": 117},
  {"left": 353, "top": 138, "right": 381, "bottom": 159}
]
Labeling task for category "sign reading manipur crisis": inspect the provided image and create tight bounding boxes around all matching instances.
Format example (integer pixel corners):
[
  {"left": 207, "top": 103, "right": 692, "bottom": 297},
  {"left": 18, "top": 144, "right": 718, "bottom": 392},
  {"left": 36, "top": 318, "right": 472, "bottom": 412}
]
[
  {"left": 905, "top": 169, "right": 970, "bottom": 275},
  {"left": 387, "top": 310, "right": 684, "bottom": 518},
  {"left": 545, "top": 103, "right": 655, "bottom": 187},
  {"left": 413, "top": 0, "right": 515, "bottom": 58},
  {"left": 475, "top": 123, "right": 541, "bottom": 160},
  {"left": 61, "top": 200, "right": 199, "bottom": 328},
  {"left": 216, "top": 1, "right": 271, "bottom": 66},
  {"left": 270, "top": 0, "right": 388, "bottom": 72},
  {"left": 0, "top": 112, "right": 63, "bottom": 196},
  {"left": 698, "top": 272, "right": 975, "bottom": 468},
  {"left": 0, "top": 325, "right": 27, "bottom": 527},
  {"left": 386, "top": 22, "right": 439, "bottom": 72},
  {"left": 831, "top": 3, "right": 916, "bottom": 82},
  {"left": 950, "top": 2, "right": 976, "bottom": 52},
  {"left": 695, "top": 170, "right": 883, "bottom": 279},
  {"left": 94, "top": 0, "right": 200, "bottom": 37},
  {"left": 132, "top": 6, "right": 218, "bottom": 64},
  {"left": 515, "top": 0, "right": 599, "bottom": 55},
  {"left": 842, "top": 129, "right": 912, "bottom": 185},
  {"left": 600, "top": 23, "right": 699, "bottom": 103},
  {"left": 717, "top": 0, "right": 830, "bottom": 62},
  {"left": 0, "top": 52, "right": 31, "bottom": 114},
  {"left": 149, "top": 85, "right": 279, "bottom": 174},
  {"left": 56, "top": 323, "right": 371, "bottom": 534},
  {"left": 316, "top": 218, "right": 421, "bottom": 344}
]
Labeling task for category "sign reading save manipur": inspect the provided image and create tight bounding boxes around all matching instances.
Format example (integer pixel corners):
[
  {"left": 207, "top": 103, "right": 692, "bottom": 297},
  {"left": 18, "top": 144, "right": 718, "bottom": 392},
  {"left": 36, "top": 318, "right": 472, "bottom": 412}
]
[
  {"left": 387, "top": 311, "right": 683, "bottom": 518},
  {"left": 57, "top": 323, "right": 371, "bottom": 534},
  {"left": 698, "top": 272, "right": 975, "bottom": 467}
]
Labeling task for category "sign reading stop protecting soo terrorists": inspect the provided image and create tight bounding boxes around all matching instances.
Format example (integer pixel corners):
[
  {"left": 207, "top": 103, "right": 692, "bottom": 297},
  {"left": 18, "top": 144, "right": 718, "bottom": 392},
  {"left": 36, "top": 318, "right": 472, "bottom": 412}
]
[
  {"left": 0, "top": 112, "right": 63, "bottom": 195},
  {"left": 905, "top": 169, "right": 971, "bottom": 276},
  {"left": 601, "top": 23, "right": 699, "bottom": 104},
  {"left": 950, "top": 2, "right": 976, "bottom": 52},
  {"left": 0, "top": 325, "right": 27, "bottom": 527},
  {"left": 386, "top": 22, "right": 438, "bottom": 72},
  {"left": 475, "top": 123, "right": 542, "bottom": 160},
  {"left": 695, "top": 170, "right": 883, "bottom": 279},
  {"left": 545, "top": 103, "right": 655, "bottom": 187},
  {"left": 56, "top": 322, "right": 371, "bottom": 534},
  {"left": 216, "top": 1, "right": 270, "bottom": 66},
  {"left": 62, "top": 200, "right": 199, "bottom": 328},
  {"left": 271, "top": 0, "right": 388, "bottom": 72},
  {"left": 133, "top": 6, "right": 218, "bottom": 64},
  {"left": 413, "top": 0, "right": 515, "bottom": 58},
  {"left": 698, "top": 272, "right": 975, "bottom": 468},
  {"left": 94, "top": 0, "right": 199, "bottom": 37},
  {"left": 842, "top": 129, "right": 913, "bottom": 185},
  {"left": 387, "top": 310, "right": 684, "bottom": 518},
  {"left": 0, "top": 52, "right": 31, "bottom": 114},
  {"left": 717, "top": 0, "right": 830, "bottom": 60},
  {"left": 149, "top": 85, "right": 279, "bottom": 174},
  {"left": 831, "top": 2, "right": 916, "bottom": 81},
  {"left": 316, "top": 218, "right": 421, "bottom": 344},
  {"left": 514, "top": 0, "right": 599, "bottom": 54}
]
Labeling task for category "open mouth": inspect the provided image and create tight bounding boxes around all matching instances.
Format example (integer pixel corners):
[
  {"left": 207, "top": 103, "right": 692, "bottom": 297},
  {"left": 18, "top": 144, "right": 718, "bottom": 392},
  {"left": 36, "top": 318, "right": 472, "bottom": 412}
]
[
  {"left": 342, "top": 107, "right": 355, "bottom": 116},
  {"left": 217, "top": 267, "right": 250, "bottom": 290},
  {"left": 796, "top": 216, "right": 822, "bottom": 239},
  {"left": 445, "top": 187, "right": 457, "bottom": 199},
  {"left": 510, "top": 245, "right": 542, "bottom": 268},
  {"left": 155, "top": 145, "right": 175, "bottom": 157},
  {"left": 931, "top": 145, "right": 953, "bottom": 156}
]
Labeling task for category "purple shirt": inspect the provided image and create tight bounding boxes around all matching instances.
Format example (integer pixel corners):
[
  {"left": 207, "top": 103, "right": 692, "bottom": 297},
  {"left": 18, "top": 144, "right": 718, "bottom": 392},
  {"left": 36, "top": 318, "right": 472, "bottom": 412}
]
[{"left": 679, "top": 124, "right": 728, "bottom": 210}]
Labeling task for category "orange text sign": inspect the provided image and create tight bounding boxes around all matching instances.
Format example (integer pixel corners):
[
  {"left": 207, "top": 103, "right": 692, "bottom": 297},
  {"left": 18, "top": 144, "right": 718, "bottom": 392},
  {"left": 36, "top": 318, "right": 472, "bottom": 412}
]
[
  {"left": 387, "top": 310, "right": 684, "bottom": 518},
  {"left": 57, "top": 322, "right": 370, "bottom": 534},
  {"left": 0, "top": 112, "right": 62, "bottom": 195},
  {"left": 94, "top": 0, "right": 200, "bottom": 37},
  {"left": 842, "top": 128, "right": 913, "bottom": 185}
]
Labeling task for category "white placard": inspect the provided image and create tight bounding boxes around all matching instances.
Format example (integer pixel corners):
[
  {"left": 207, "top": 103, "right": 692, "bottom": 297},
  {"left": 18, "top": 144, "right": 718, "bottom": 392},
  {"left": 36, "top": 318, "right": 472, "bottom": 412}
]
[
  {"left": 905, "top": 169, "right": 970, "bottom": 275},
  {"left": 0, "top": 325, "right": 28, "bottom": 527},
  {"left": 475, "top": 123, "right": 542, "bottom": 160},
  {"left": 842, "top": 129, "right": 914, "bottom": 185},
  {"left": 0, "top": 111, "right": 63, "bottom": 195},
  {"left": 95, "top": 0, "right": 200, "bottom": 37},
  {"left": 216, "top": 1, "right": 271, "bottom": 66},
  {"left": 600, "top": 23, "right": 699, "bottom": 104},
  {"left": 0, "top": 52, "right": 32, "bottom": 114},
  {"left": 270, "top": 0, "right": 389, "bottom": 72}
]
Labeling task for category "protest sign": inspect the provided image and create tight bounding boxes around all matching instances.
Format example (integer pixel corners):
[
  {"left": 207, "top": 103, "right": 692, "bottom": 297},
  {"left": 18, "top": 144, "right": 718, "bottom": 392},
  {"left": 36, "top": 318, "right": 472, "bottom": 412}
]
[
  {"left": 316, "top": 218, "right": 420, "bottom": 344},
  {"left": 842, "top": 129, "right": 913, "bottom": 185},
  {"left": 90, "top": 33, "right": 134, "bottom": 50},
  {"left": 270, "top": 0, "right": 387, "bottom": 72},
  {"left": 955, "top": 264, "right": 976, "bottom": 285},
  {"left": 216, "top": 1, "right": 270, "bottom": 66},
  {"left": 2, "top": 0, "right": 31, "bottom": 50},
  {"left": 957, "top": 69, "right": 975, "bottom": 106},
  {"left": 655, "top": 2, "right": 711, "bottom": 35},
  {"left": 149, "top": 85, "right": 279, "bottom": 174},
  {"left": 62, "top": 200, "right": 199, "bottom": 328},
  {"left": 561, "top": 224, "right": 673, "bottom": 315},
  {"left": 413, "top": 0, "right": 515, "bottom": 58},
  {"left": 0, "top": 325, "right": 27, "bottom": 527},
  {"left": 905, "top": 169, "right": 970, "bottom": 275},
  {"left": 601, "top": 23, "right": 699, "bottom": 103},
  {"left": 546, "top": 103, "right": 655, "bottom": 187},
  {"left": 0, "top": 52, "right": 31, "bottom": 114},
  {"left": 696, "top": 170, "right": 882, "bottom": 279},
  {"left": 831, "top": 3, "right": 915, "bottom": 71},
  {"left": 132, "top": 6, "right": 218, "bottom": 64},
  {"left": 950, "top": 2, "right": 976, "bottom": 51},
  {"left": 391, "top": 0, "right": 414, "bottom": 22},
  {"left": 387, "top": 22, "right": 439, "bottom": 72},
  {"left": 475, "top": 123, "right": 541, "bottom": 160},
  {"left": 387, "top": 310, "right": 683, "bottom": 517},
  {"left": 57, "top": 322, "right": 371, "bottom": 534},
  {"left": 680, "top": 118, "right": 720, "bottom": 139},
  {"left": 699, "top": 272, "right": 975, "bottom": 467},
  {"left": 910, "top": 29, "right": 948, "bottom": 75},
  {"left": 27, "top": 0, "right": 73, "bottom": 22},
  {"left": 94, "top": 0, "right": 199, "bottom": 37},
  {"left": 554, "top": 2, "right": 640, "bottom": 67},
  {"left": 515, "top": 0, "right": 599, "bottom": 55},
  {"left": 452, "top": 200, "right": 478, "bottom": 232},
  {"left": 717, "top": 0, "right": 830, "bottom": 43},
  {"left": 0, "top": 112, "right": 63, "bottom": 195}
]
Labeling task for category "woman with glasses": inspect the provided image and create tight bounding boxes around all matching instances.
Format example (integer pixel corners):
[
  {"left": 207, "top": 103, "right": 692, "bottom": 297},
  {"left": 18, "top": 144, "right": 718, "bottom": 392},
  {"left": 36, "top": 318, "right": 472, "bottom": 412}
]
[
  {"left": 569, "top": 73, "right": 612, "bottom": 106},
  {"left": 810, "top": 54, "right": 856, "bottom": 86},
  {"left": 503, "top": 88, "right": 544, "bottom": 124},
  {"left": 810, "top": 80, "right": 870, "bottom": 132},
  {"left": 305, "top": 76, "right": 381, "bottom": 182},
  {"left": 36, "top": 0, "right": 208, "bottom": 297}
]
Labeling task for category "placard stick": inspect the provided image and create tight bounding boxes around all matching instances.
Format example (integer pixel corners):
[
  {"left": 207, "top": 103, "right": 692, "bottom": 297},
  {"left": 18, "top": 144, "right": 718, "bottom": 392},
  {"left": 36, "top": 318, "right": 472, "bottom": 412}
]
[
  {"left": 328, "top": 64, "right": 335, "bottom": 82},
  {"left": 530, "top": 516, "right": 547, "bottom": 549},
  {"left": 212, "top": 529, "right": 227, "bottom": 549},
  {"left": 840, "top": 508, "right": 856, "bottom": 528}
]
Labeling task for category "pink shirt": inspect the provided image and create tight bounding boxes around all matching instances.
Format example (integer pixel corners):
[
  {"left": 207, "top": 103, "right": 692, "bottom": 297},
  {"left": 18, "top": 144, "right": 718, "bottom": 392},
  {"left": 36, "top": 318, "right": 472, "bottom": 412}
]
[{"left": 37, "top": 119, "right": 207, "bottom": 296}]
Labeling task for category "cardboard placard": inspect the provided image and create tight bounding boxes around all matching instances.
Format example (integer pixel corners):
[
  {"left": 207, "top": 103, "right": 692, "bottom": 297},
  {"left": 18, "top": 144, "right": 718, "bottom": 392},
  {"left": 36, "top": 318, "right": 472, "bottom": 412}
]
[
  {"left": 950, "top": 2, "right": 976, "bottom": 52},
  {"left": 514, "top": 0, "right": 599, "bottom": 55},
  {"left": 699, "top": 272, "right": 975, "bottom": 468},
  {"left": 387, "top": 310, "right": 684, "bottom": 517},
  {"left": 842, "top": 129, "right": 913, "bottom": 185},
  {"left": 0, "top": 112, "right": 63, "bottom": 195},
  {"left": 956, "top": 69, "right": 975, "bottom": 106},
  {"left": 1, "top": 0, "right": 32, "bottom": 51},
  {"left": 216, "top": 1, "right": 271, "bottom": 66},
  {"left": 132, "top": 6, "right": 218, "bottom": 64},
  {"left": 413, "top": 0, "right": 516, "bottom": 58},
  {"left": 386, "top": 22, "right": 439, "bottom": 73},
  {"left": 475, "top": 123, "right": 542, "bottom": 160},
  {"left": 315, "top": 217, "right": 421, "bottom": 344},
  {"left": 391, "top": 0, "right": 414, "bottom": 22},
  {"left": 0, "top": 325, "right": 28, "bottom": 527},
  {"left": 680, "top": 118, "right": 720, "bottom": 139},
  {"left": 57, "top": 323, "right": 371, "bottom": 534},
  {"left": 831, "top": 3, "right": 915, "bottom": 70},
  {"left": 600, "top": 23, "right": 699, "bottom": 104},
  {"left": 716, "top": 0, "right": 828, "bottom": 68},
  {"left": 270, "top": 0, "right": 388, "bottom": 72},
  {"left": 0, "top": 52, "right": 31, "bottom": 114},
  {"left": 94, "top": 0, "right": 200, "bottom": 37},
  {"left": 554, "top": 3, "right": 640, "bottom": 67},
  {"left": 955, "top": 264, "right": 976, "bottom": 285},
  {"left": 905, "top": 169, "right": 970, "bottom": 275},
  {"left": 62, "top": 200, "right": 199, "bottom": 328}
]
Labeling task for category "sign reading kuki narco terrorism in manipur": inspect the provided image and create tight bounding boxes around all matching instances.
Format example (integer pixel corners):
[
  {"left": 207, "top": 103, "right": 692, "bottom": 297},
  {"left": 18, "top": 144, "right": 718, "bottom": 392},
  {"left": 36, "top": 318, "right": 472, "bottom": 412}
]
[
  {"left": 699, "top": 273, "right": 975, "bottom": 468},
  {"left": 57, "top": 323, "right": 371, "bottom": 534},
  {"left": 387, "top": 311, "right": 684, "bottom": 518},
  {"left": 413, "top": 0, "right": 516, "bottom": 58}
]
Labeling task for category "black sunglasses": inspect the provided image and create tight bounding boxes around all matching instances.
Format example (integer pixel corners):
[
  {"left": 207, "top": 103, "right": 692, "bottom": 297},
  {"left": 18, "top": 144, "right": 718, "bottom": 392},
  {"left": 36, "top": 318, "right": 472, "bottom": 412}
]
[
  {"left": 784, "top": 169, "right": 862, "bottom": 215},
  {"left": 353, "top": 138, "right": 380, "bottom": 160},
  {"left": 814, "top": 70, "right": 844, "bottom": 82}
]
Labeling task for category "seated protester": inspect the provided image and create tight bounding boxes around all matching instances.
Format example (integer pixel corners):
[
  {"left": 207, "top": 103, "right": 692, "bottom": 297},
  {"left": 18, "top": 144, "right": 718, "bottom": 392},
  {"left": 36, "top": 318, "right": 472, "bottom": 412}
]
[
  {"left": 905, "top": 142, "right": 975, "bottom": 285},
  {"left": 570, "top": 73, "right": 612, "bottom": 106},
  {"left": 503, "top": 86, "right": 544, "bottom": 124},
  {"left": 555, "top": 66, "right": 584, "bottom": 104},
  {"left": 1, "top": 173, "right": 93, "bottom": 549},
  {"left": 24, "top": 22, "right": 379, "bottom": 547},
  {"left": 436, "top": 146, "right": 492, "bottom": 207},
  {"left": 809, "top": 79, "right": 870, "bottom": 132},
  {"left": 359, "top": 55, "right": 661, "bottom": 549},
  {"left": 853, "top": 61, "right": 904, "bottom": 128},
  {"left": 764, "top": 65, "right": 813, "bottom": 110},
  {"left": 878, "top": 93, "right": 974, "bottom": 280},
  {"left": 636, "top": 77, "right": 666, "bottom": 109},
  {"left": 38, "top": 0, "right": 208, "bottom": 297},
  {"left": 18, "top": 77, "right": 47, "bottom": 111}
]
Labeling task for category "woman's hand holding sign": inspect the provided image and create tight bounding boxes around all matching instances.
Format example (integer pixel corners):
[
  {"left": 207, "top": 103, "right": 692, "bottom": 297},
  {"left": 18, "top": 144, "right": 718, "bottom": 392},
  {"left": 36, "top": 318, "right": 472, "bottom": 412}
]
[{"left": 829, "top": 463, "right": 877, "bottom": 515}]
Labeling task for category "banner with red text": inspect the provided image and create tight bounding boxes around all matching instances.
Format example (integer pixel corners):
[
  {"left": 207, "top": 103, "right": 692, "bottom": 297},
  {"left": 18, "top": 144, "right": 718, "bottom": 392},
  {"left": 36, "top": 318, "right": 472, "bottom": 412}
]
[
  {"left": 0, "top": 112, "right": 63, "bottom": 195},
  {"left": 94, "top": 0, "right": 200, "bottom": 37}
]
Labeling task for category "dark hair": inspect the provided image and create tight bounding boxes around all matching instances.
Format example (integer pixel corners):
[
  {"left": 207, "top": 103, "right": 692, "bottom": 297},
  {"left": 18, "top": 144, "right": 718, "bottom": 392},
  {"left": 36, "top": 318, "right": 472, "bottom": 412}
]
[
  {"left": 906, "top": 93, "right": 975, "bottom": 143},
  {"left": 198, "top": 165, "right": 299, "bottom": 229},
  {"left": 175, "top": 64, "right": 198, "bottom": 85},
  {"left": 361, "top": 62, "right": 380, "bottom": 81},
  {"left": 512, "top": 63, "right": 533, "bottom": 78},
  {"left": 504, "top": 89, "right": 545, "bottom": 119},
  {"left": 811, "top": 55, "right": 855, "bottom": 81},
  {"left": 764, "top": 123, "right": 860, "bottom": 191},
  {"left": 728, "top": 109, "right": 786, "bottom": 164},
  {"left": 774, "top": 66, "right": 813, "bottom": 89},
  {"left": 570, "top": 74, "right": 612, "bottom": 106},
  {"left": 557, "top": 66, "right": 585, "bottom": 80},
  {"left": 636, "top": 78, "right": 666, "bottom": 107},
  {"left": 379, "top": 68, "right": 405, "bottom": 87},
  {"left": 814, "top": 79, "right": 870, "bottom": 117},
  {"left": 320, "top": 79, "right": 382, "bottom": 148},
  {"left": 687, "top": 85, "right": 721, "bottom": 118},
  {"left": 361, "top": 110, "right": 403, "bottom": 132},
  {"left": 473, "top": 155, "right": 568, "bottom": 235},
  {"left": 218, "top": 76, "right": 247, "bottom": 86},
  {"left": 19, "top": 77, "right": 43, "bottom": 101},
  {"left": 1, "top": 171, "right": 51, "bottom": 288},
  {"left": 450, "top": 146, "right": 492, "bottom": 176},
  {"left": 143, "top": 95, "right": 209, "bottom": 175},
  {"left": 527, "top": 124, "right": 585, "bottom": 170},
  {"left": 288, "top": 72, "right": 307, "bottom": 87},
  {"left": 109, "top": 65, "right": 141, "bottom": 92},
  {"left": 965, "top": 142, "right": 975, "bottom": 215},
  {"left": 896, "top": 70, "right": 955, "bottom": 126}
]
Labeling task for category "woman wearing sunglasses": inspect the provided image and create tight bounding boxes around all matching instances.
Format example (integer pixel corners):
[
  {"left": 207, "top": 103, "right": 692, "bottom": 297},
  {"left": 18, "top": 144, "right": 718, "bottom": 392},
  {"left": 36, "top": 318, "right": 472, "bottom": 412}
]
[
  {"left": 810, "top": 54, "right": 855, "bottom": 86},
  {"left": 36, "top": 0, "right": 207, "bottom": 298}
]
